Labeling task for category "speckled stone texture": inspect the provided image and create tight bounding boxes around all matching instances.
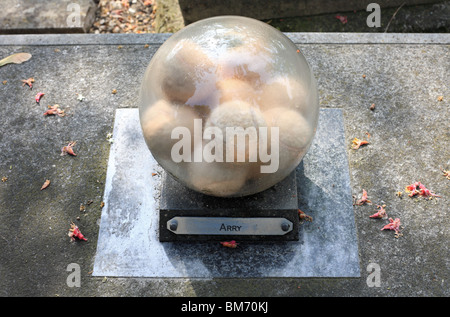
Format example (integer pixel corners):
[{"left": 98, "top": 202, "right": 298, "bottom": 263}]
[{"left": 0, "top": 33, "right": 448, "bottom": 296}]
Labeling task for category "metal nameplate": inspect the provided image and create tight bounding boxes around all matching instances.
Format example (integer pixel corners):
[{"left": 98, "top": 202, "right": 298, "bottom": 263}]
[{"left": 167, "top": 217, "right": 293, "bottom": 236}]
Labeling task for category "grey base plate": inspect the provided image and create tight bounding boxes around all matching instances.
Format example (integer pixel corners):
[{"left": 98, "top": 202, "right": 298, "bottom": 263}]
[{"left": 93, "top": 108, "right": 360, "bottom": 278}]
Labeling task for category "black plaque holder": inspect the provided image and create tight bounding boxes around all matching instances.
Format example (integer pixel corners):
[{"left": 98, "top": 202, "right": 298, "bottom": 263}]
[{"left": 159, "top": 171, "right": 300, "bottom": 242}]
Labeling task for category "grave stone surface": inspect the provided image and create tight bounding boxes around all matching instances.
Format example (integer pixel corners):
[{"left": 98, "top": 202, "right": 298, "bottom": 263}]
[{"left": 0, "top": 32, "right": 448, "bottom": 296}]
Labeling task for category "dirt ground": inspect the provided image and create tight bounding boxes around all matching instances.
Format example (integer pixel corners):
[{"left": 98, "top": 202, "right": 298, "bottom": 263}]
[{"left": 89, "top": 0, "right": 158, "bottom": 34}]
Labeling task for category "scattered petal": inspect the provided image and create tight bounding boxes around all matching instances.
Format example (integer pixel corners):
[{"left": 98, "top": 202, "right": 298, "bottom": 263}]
[
  {"left": 40, "top": 179, "right": 51, "bottom": 190},
  {"left": 61, "top": 141, "right": 77, "bottom": 156},
  {"left": 220, "top": 240, "right": 238, "bottom": 248},
  {"left": 381, "top": 218, "right": 402, "bottom": 237},
  {"left": 43, "top": 105, "right": 65, "bottom": 117},
  {"left": 352, "top": 137, "right": 369, "bottom": 150},
  {"left": 68, "top": 222, "right": 87, "bottom": 241},
  {"left": 335, "top": 15, "right": 348, "bottom": 24},
  {"left": 298, "top": 209, "right": 313, "bottom": 222},
  {"left": 355, "top": 189, "right": 372, "bottom": 205},
  {"left": 35, "top": 92, "right": 45, "bottom": 103},
  {"left": 369, "top": 205, "right": 388, "bottom": 219},
  {"left": 76, "top": 93, "right": 85, "bottom": 101},
  {"left": 1, "top": 176, "right": 7, "bottom": 182},
  {"left": 21, "top": 77, "right": 34, "bottom": 89},
  {"left": 440, "top": 167, "right": 450, "bottom": 180},
  {"left": 405, "top": 181, "right": 440, "bottom": 199}
]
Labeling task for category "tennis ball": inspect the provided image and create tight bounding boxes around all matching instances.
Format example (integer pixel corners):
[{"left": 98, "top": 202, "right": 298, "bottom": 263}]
[
  {"left": 263, "top": 107, "right": 313, "bottom": 175},
  {"left": 160, "top": 39, "right": 214, "bottom": 104},
  {"left": 216, "top": 44, "right": 270, "bottom": 87},
  {"left": 141, "top": 99, "right": 197, "bottom": 163},
  {"left": 258, "top": 77, "right": 308, "bottom": 112},
  {"left": 187, "top": 160, "right": 249, "bottom": 197},
  {"left": 216, "top": 78, "right": 256, "bottom": 104},
  {"left": 205, "top": 100, "right": 267, "bottom": 163}
]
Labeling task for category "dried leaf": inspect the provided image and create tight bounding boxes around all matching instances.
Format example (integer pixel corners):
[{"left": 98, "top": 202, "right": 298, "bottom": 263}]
[
  {"left": 41, "top": 179, "right": 51, "bottom": 190},
  {"left": 352, "top": 137, "right": 369, "bottom": 150},
  {"left": 0, "top": 53, "right": 32, "bottom": 67},
  {"left": 440, "top": 167, "right": 450, "bottom": 180},
  {"left": 61, "top": 141, "right": 77, "bottom": 156}
]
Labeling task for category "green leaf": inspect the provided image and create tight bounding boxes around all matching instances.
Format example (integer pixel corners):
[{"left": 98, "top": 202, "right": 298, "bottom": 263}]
[{"left": 0, "top": 53, "right": 32, "bottom": 67}]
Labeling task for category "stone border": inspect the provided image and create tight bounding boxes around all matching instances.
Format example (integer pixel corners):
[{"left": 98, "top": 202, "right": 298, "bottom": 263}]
[{"left": 0, "top": 32, "right": 448, "bottom": 46}]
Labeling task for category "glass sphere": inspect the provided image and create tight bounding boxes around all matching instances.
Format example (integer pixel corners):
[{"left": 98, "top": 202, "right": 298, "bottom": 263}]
[{"left": 139, "top": 16, "right": 319, "bottom": 197}]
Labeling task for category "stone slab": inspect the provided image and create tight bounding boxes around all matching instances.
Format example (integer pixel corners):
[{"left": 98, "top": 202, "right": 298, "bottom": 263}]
[
  {"left": 0, "top": 32, "right": 447, "bottom": 295},
  {"left": 92, "top": 107, "right": 360, "bottom": 278},
  {"left": 0, "top": 0, "right": 96, "bottom": 34}
]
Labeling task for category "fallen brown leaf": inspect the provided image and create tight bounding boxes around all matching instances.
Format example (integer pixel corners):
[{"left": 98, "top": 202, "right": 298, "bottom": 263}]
[
  {"left": 0, "top": 53, "right": 32, "bottom": 67},
  {"left": 41, "top": 179, "right": 51, "bottom": 190}
]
